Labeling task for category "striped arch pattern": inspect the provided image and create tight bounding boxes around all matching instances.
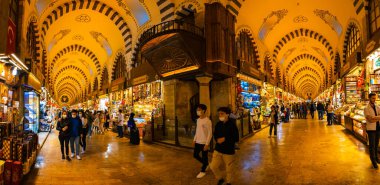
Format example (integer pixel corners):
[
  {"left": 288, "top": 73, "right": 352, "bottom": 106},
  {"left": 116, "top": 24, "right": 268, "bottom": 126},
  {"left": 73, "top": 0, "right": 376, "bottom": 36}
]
[
  {"left": 56, "top": 76, "right": 83, "bottom": 91},
  {"left": 41, "top": 0, "right": 132, "bottom": 52},
  {"left": 57, "top": 83, "right": 80, "bottom": 94},
  {"left": 296, "top": 76, "right": 319, "bottom": 88},
  {"left": 111, "top": 52, "right": 124, "bottom": 80},
  {"left": 342, "top": 22, "right": 361, "bottom": 63},
  {"left": 299, "top": 80, "right": 318, "bottom": 90},
  {"left": 353, "top": 0, "right": 365, "bottom": 14},
  {"left": 59, "top": 89, "right": 75, "bottom": 100},
  {"left": 291, "top": 66, "right": 322, "bottom": 82},
  {"left": 295, "top": 74, "right": 321, "bottom": 87},
  {"left": 286, "top": 54, "right": 326, "bottom": 74},
  {"left": 27, "top": 16, "right": 41, "bottom": 62},
  {"left": 236, "top": 29, "right": 261, "bottom": 69},
  {"left": 53, "top": 65, "right": 88, "bottom": 85},
  {"left": 226, "top": 0, "right": 242, "bottom": 16},
  {"left": 272, "top": 29, "right": 334, "bottom": 62},
  {"left": 99, "top": 67, "right": 109, "bottom": 89},
  {"left": 156, "top": 0, "right": 175, "bottom": 22},
  {"left": 175, "top": 3, "right": 197, "bottom": 20},
  {"left": 50, "top": 44, "right": 101, "bottom": 77}
]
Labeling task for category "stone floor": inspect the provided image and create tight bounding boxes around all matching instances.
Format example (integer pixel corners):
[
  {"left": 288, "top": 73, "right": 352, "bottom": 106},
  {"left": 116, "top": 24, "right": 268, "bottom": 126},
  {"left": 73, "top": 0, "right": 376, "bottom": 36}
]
[{"left": 22, "top": 118, "right": 380, "bottom": 185}]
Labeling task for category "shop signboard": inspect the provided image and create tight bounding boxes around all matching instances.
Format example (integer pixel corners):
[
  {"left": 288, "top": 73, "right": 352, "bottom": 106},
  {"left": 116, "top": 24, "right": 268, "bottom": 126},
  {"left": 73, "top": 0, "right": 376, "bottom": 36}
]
[
  {"left": 132, "top": 75, "right": 148, "bottom": 85},
  {"left": 239, "top": 60, "right": 261, "bottom": 79}
]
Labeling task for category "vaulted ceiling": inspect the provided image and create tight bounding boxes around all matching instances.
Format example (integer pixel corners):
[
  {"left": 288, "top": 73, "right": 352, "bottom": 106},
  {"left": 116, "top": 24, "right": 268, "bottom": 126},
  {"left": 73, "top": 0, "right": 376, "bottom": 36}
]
[
  {"left": 26, "top": 0, "right": 367, "bottom": 104},
  {"left": 235, "top": 0, "right": 366, "bottom": 99}
]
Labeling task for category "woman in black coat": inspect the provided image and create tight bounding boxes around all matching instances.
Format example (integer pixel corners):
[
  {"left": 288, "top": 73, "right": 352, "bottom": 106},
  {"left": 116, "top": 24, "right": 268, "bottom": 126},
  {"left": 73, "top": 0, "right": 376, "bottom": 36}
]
[{"left": 56, "top": 110, "right": 72, "bottom": 161}]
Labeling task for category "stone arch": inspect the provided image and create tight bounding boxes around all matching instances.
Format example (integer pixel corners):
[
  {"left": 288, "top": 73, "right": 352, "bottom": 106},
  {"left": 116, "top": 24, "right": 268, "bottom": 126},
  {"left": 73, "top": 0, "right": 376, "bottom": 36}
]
[
  {"left": 285, "top": 54, "right": 326, "bottom": 75},
  {"left": 174, "top": 0, "right": 203, "bottom": 20},
  {"left": 272, "top": 29, "right": 334, "bottom": 62},
  {"left": 53, "top": 65, "right": 89, "bottom": 86},
  {"left": 50, "top": 44, "right": 101, "bottom": 76},
  {"left": 236, "top": 28, "right": 261, "bottom": 69},
  {"left": 155, "top": 0, "right": 175, "bottom": 22},
  {"left": 226, "top": 0, "right": 243, "bottom": 16},
  {"left": 342, "top": 21, "right": 362, "bottom": 63},
  {"left": 26, "top": 15, "right": 41, "bottom": 62},
  {"left": 40, "top": 0, "right": 132, "bottom": 52},
  {"left": 111, "top": 52, "right": 126, "bottom": 80}
]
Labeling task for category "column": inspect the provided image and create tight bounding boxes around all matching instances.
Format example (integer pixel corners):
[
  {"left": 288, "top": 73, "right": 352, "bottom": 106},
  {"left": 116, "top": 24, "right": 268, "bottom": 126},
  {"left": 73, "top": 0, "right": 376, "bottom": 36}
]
[{"left": 196, "top": 76, "right": 212, "bottom": 116}]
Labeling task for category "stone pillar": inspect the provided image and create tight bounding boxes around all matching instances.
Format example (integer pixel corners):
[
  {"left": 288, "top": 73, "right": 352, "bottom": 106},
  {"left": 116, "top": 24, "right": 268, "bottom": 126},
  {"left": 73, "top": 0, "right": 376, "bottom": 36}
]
[
  {"left": 163, "top": 79, "right": 177, "bottom": 120},
  {"left": 196, "top": 76, "right": 212, "bottom": 116}
]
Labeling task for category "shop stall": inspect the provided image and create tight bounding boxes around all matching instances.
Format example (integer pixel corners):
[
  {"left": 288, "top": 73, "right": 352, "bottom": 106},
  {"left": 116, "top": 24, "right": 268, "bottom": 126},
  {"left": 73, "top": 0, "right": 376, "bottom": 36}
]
[
  {"left": 236, "top": 77, "right": 261, "bottom": 136},
  {"left": 260, "top": 82, "right": 276, "bottom": 125}
]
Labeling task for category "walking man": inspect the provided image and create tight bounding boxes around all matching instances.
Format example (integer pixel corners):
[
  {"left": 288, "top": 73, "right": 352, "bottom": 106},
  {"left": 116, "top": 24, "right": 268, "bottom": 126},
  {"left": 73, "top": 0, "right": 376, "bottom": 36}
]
[
  {"left": 193, "top": 104, "right": 212, "bottom": 179},
  {"left": 210, "top": 107, "right": 239, "bottom": 185},
  {"left": 317, "top": 101, "right": 325, "bottom": 120},
  {"left": 69, "top": 110, "right": 83, "bottom": 160},
  {"left": 326, "top": 102, "right": 334, "bottom": 126},
  {"left": 364, "top": 93, "right": 380, "bottom": 169}
]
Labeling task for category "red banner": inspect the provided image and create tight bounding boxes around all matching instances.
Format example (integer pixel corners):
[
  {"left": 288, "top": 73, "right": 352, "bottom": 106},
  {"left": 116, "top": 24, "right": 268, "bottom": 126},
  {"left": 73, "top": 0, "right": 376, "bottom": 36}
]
[{"left": 6, "top": 18, "right": 16, "bottom": 54}]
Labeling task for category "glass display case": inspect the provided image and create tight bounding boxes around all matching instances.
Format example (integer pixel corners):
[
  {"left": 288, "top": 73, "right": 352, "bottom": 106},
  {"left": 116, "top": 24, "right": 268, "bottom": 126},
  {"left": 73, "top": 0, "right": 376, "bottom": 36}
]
[
  {"left": 345, "top": 77, "right": 361, "bottom": 104},
  {"left": 349, "top": 103, "right": 367, "bottom": 142},
  {"left": 24, "top": 91, "right": 40, "bottom": 133},
  {"left": 334, "top": 104, "right": 351, "bottom": 126}
]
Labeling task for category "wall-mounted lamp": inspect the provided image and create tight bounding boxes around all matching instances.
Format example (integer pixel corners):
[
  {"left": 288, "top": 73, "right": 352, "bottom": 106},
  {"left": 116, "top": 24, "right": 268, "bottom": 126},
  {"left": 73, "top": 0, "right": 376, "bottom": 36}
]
[{"left": 12, "top": 67, "right": 17, "bottom": 76}]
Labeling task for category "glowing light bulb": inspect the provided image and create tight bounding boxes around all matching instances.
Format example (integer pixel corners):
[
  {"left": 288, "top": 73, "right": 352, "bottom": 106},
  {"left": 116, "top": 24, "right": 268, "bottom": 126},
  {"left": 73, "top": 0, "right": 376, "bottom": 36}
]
[{"left": 12, "top": 68, "right": 17, "bottom": 76}]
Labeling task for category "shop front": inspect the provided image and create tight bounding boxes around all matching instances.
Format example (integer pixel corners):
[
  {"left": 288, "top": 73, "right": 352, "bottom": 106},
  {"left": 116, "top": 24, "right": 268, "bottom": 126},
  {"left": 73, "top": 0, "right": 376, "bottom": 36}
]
[
  {"left": 236, "top": 73, "right": 262, "bottom": 137},
  {"left": 260, "top": 82, "right": 276, "bottom": 125},
  {"left": 23, "top": 73, "right": 41, "bottom": 134}
]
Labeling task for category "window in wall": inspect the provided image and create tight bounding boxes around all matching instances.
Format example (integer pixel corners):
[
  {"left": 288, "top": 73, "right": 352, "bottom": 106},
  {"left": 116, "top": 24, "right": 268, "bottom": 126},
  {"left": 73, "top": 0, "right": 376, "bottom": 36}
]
[
  {"left": 112, "top": 55, "right": 126, "bottom": 80},
  {"left": 370, "top": 0, "right": 380, "bottom": 34},
  {"left": 345, "top": 26, "right": 360, "bottom": 61},
  {"left": 26, "top": 22, "right": 38, "bottom": 61},
  {"left": 236, "top": 31, "right": 258, "bottom": 68},
  {"left": 101, "top": 69, "right": 108, "bottom": 89}
]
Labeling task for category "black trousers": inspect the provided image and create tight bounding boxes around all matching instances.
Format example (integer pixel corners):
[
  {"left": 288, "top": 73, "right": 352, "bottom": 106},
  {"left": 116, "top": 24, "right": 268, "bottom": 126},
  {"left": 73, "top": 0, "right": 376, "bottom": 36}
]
[
  {"left": 59, "top": 135, "right": 70, "bottom": 155},
  {"left": 193, "top": 143, "right": 209, "bottom": 172},
  {"left": 269, "top": 123, "right": 277, "bottom": 136},
  {"left": 80, "top": 129, "right": 88, "bottom": 151},
  {"left": 310, "top": 111, "right": 314, "bottom": 119},
  {"left": 368, "top": 130, "right": 380, "bottom": 163}
]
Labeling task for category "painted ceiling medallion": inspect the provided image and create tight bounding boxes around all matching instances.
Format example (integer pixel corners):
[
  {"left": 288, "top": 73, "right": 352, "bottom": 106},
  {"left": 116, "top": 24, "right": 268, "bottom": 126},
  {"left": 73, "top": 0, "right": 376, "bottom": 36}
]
[
  {"left": 314, "top": 9, "right": 342, "bottom": 36},
  {"left": 75, "top": 14, "right": 91, "bottom": 23},
  {"left": 259, "top": 9, "right": 288, "bottom": 40},
  {"left": 280, "top": 48, "right": 296, "bottom": 64},
  {"left": 116, "top": 0, "right": 132, "bottom": 16},
  {"left": 48, "top": 29, "right": 71, "bottom": 52},
  {"left": 72, "top": 35, "right": 84, "bottom": 41},
  {"left": 293, "top": 15, "right": 308, "bottom": 23}
]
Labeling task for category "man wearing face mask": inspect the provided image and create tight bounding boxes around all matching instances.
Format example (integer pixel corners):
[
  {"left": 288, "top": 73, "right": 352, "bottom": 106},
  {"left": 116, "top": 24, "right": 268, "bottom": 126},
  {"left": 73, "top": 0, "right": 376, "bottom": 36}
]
[
  {"left": 210, "top": 107, "right": 239, "bottom": 185},
  {"left": 364, "top": 93, "right": 380, "bottom": 169},
  {"left": 192, "top": 104, "right": 212, "bottom": 179},
  {"left": 69, "top": 110, "right": 83, "bottom": 160},
  {"left": 56, "top": 110, "right": 71, "bottom": 161}
]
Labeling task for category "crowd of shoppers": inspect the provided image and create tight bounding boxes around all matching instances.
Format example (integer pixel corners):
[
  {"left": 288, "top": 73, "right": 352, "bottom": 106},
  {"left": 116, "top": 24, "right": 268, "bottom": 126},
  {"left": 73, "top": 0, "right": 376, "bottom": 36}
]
[{"left": 55, "top": 108, "right": 139, "bottom": 161}]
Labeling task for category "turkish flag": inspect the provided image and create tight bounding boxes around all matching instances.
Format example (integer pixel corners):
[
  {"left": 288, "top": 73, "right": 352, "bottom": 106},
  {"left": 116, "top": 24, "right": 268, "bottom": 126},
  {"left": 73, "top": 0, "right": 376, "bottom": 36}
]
[{"left": 6, "top": 18, "right": 16, "bottom": 54}]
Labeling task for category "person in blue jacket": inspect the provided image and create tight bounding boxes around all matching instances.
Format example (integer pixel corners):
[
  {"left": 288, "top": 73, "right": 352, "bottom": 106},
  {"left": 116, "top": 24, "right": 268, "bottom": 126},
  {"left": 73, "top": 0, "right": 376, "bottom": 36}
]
[{"left": 69, "top": 110, "right": 83, "bottom": 160}]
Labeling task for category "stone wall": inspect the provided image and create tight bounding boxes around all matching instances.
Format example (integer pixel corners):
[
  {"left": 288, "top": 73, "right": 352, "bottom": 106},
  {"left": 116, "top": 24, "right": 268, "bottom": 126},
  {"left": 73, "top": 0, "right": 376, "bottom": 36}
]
[{"left": 210, "top": 77, "right": 236, "bottom": 123}]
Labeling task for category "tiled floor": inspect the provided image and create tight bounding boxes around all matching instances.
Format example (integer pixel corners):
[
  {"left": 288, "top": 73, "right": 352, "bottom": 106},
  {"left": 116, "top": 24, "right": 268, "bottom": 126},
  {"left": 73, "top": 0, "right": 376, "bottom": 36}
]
[{"left": 23, "top": 118, "right": 380, "bottom": 185}]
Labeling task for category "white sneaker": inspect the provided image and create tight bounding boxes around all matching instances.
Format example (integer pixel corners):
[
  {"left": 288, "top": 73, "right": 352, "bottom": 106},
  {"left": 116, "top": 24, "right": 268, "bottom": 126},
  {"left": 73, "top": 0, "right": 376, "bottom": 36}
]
[
  {"left": 81, "top": 150, "right": 85, "bottom": 154},
  {"left": 76, "top": 155, "right": 82, "bottom": 160},
  {"left": 70, "top": 153, "right": 75, "bottom": 158},
  {"left": 196, "top": 172, "right": 206, "bottom": 179}
]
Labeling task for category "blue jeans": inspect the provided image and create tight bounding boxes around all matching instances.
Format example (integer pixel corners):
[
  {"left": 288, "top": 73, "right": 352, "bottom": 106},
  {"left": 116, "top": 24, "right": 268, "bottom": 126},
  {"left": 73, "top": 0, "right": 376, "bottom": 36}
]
[
  {"left": 87, "top": 124, "right": 93, "bottom": 136},
  {"left": 117, "top": 126, "right": 123, "bottom": 137},
  {"left": 327, "top": 113, "right": 334, "bottom": 125},
  {"left": 318, "top": 110, "right": 324, "bottom": 120},
  {"left": 70, "top": 136, "right": 80, "bottom": 155}
]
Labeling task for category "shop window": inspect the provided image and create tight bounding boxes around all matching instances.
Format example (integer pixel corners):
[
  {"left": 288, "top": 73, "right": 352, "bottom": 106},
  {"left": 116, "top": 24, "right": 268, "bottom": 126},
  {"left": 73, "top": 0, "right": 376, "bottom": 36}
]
[
  {"left": 112, "top": 54, "right": 126, "bottom": 80},
  {"left": 236, "top": 31, "right": 258, "bottom": 68},
  {"left": 369, "top": 0, "right": 380, "bottom": 35},
  {"left": 345, "top": 25, "right": 360, "bottom": 62},
  {"left": 101, "top": 68, "right": 108, "bottom": 89},
  {"left": 26, "top": 21, "right": 38, "bottom": 61}
]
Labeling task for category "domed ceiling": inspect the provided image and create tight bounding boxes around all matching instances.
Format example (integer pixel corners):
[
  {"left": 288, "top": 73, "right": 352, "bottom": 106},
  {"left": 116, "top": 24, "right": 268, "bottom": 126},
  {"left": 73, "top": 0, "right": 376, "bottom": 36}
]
[
  {"left": 235, "top": 0, "right": 366, "bottom": 99},
  {"left": 30, "top": 0, "right": 367, "bottom": 104}
]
